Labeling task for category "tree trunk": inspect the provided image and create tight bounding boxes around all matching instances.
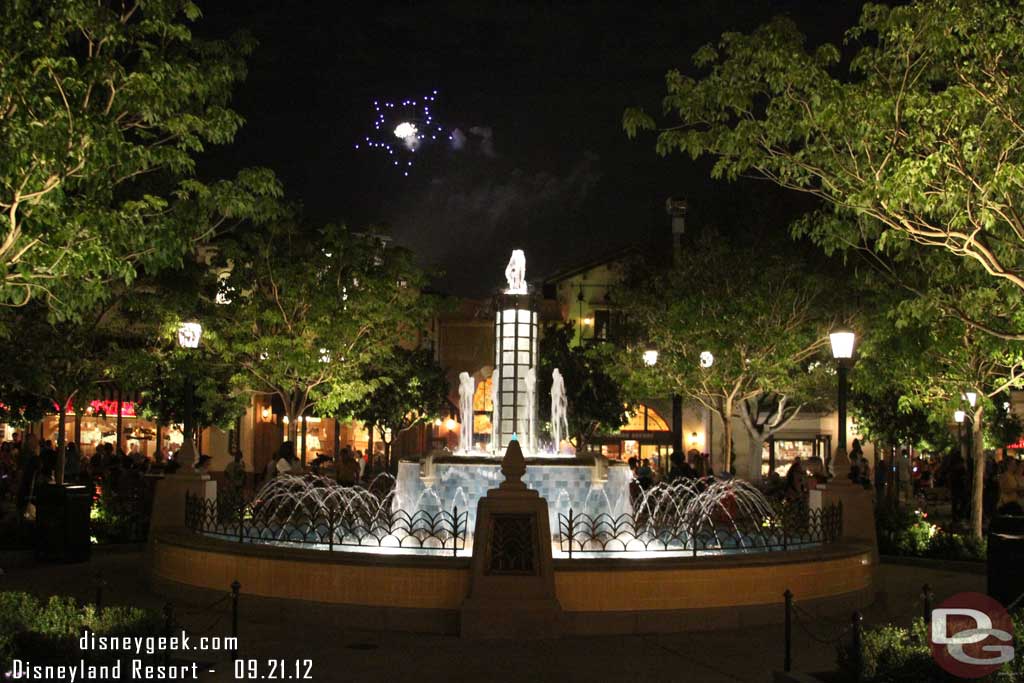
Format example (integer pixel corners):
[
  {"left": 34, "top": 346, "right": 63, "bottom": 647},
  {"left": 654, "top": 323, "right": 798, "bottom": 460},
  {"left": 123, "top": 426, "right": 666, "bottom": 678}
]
[
  {"left": 722, "top": 396, "right": 734, "bottom": 475},
  {"left": 970, "top": 405, "right": 985, "bottom": 539},
  {"left": 738, "top": 396, "right": 802, "bottom": 482},
  {"left": 56, "top": 402, "right": 67, "bottom": 486}
]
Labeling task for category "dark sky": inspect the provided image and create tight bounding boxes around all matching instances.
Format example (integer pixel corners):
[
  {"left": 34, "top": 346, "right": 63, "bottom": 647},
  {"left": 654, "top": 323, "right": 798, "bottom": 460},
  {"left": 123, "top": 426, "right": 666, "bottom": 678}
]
[{"left": 201, "top": 1, "right": 866, "bottom": 294}]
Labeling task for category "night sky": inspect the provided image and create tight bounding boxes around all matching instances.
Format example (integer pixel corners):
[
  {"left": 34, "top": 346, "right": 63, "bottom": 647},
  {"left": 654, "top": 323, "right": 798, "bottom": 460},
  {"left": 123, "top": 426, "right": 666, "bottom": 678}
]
[{"left": 201, "top": 1, "right": 866, "bottom": 294}]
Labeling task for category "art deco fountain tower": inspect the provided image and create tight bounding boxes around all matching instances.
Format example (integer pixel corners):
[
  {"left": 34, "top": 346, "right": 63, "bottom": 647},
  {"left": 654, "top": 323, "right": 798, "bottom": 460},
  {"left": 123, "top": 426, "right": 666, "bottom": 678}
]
[{"left": 492, "top": 250, "right": 539, "bottom": 453}]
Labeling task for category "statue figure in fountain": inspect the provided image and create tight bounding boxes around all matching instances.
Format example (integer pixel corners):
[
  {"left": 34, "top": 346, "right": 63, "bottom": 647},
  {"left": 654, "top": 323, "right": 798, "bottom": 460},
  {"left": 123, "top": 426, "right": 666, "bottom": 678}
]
[
  {"left": 458, "top": 372, "right": 474, "bottom": 453},
  {"left": 551, "top": 368, "right": 568, "bottom": 454},
  {"left": 504, "top": 249, "right": 527, "bottom": 294},
  {"left": 524, "top": 366, "right": 536, "bottom": 450}
]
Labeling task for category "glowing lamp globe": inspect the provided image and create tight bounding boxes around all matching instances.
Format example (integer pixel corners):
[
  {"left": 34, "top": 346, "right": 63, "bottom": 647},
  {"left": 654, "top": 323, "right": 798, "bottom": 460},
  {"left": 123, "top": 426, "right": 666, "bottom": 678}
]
[
  {"left": 964, "top": 391, "right": 978, "bottom": 408},
  {"left": 445, "top": 417, "right": 457, "bottom": 431},
  {"left": 954, "top": 410, "right": 966, "bottom": 424},
  {"left": 642, "top": 349, "right": 659, "bottom": 367},
  {"left": 829, "top": 330, "right": 855, "bottom": 360},
  {"left": 177, "top": 322, "right": 202, "bottom": 349},
  {"left": 699, "top": 351, "right": 714, "bottom": 368}
]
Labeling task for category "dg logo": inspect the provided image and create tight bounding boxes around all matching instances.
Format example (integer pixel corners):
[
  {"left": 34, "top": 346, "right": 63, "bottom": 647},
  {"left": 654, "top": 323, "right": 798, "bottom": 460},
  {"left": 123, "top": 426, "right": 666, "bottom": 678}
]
[{"left": 930, "top": 592, "right": 1015, "bottom": 678}]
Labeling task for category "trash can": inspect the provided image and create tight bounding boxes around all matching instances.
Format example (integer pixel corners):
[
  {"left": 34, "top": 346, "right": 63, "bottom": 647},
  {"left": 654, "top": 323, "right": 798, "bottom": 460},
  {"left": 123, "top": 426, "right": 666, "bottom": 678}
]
[
  {"left": 988, "top": 514, "right": 1024, "bottom": 607},
  {"left": 35, "top": 483, "right": 92, "bottom": 563}
]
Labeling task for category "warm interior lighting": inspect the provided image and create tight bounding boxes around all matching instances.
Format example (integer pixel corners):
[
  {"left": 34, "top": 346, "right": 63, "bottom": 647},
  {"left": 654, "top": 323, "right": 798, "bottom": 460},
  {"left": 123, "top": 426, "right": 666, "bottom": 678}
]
[
  {"left": 582, "top": 316, "right": 594, "bottom": 326},
  {"left": 260, "top": 406, "right": 272, "bottom": 422},
  {"left": 829, "top": 330, "right": 855, "bottom": 360},
  {"left": 445, "top": 417, "right": 457, "bottom": 431},
  {"left": 433, "top": 418, "right": 442, "bottom": 427}
]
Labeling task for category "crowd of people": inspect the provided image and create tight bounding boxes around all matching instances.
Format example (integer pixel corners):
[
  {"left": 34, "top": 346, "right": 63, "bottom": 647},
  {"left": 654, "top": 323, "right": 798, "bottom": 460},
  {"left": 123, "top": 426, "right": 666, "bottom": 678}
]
[{"left": 0, "top": 431, "right": 231, "bottom": 523}]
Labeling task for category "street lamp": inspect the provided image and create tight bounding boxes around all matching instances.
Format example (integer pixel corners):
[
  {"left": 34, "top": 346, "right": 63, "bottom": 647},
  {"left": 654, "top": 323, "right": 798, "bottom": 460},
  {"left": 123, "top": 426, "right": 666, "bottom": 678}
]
[
  {"left": 176, "top": 321, "right": 202, "bottom": 468},
  {"left": 829, "top": 328, "right": 856, "bottom": 458},
  {"left": 954, "top": 409, "right": 966, "bottom": 459},
  {"left": 642, "top": 347, "right": 659, "bottom": 367},
  {"left": 964, "top": 392, "right": 978, "bottom": 408}
]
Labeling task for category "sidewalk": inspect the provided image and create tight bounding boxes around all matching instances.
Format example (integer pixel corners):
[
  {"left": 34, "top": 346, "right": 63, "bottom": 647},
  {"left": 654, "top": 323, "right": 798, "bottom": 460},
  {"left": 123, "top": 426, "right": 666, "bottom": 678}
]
[{"left": 1, "top": 550, "right": 984, "bottom": 682}]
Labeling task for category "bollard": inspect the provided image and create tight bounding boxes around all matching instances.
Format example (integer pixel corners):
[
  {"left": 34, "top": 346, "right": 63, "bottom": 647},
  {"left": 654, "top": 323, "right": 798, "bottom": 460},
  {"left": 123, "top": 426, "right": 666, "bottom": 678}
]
[
  {"left": 783, "top": 589, "right": 793, "bottom": 672},
  {"left": 922, "top": 583, "right": 933, "bottom": 624},
  {"left": 851, "top": 611, "right": 863, "bottom": 681},
  {"left": 231, "top": 581, "right": 241, "bottom": 663},
  {"left": 163, "top": 602, "right": 174, "bottom": 667}
]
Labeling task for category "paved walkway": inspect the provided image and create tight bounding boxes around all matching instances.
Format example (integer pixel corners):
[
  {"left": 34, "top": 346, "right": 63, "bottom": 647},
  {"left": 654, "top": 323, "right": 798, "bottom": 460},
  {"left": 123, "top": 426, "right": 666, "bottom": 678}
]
[{"left": 0, "top": 549, "right": 984, "bottom": 682}]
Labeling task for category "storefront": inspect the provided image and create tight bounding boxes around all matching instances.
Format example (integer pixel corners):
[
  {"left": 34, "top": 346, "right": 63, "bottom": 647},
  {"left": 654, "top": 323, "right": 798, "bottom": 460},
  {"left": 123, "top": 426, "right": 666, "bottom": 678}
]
[
  {"left": 761, "top": 434, "right": 832, "bottom": 478},
  {"left": 592, "top": 403, "right": 674, "bottom": 473}
]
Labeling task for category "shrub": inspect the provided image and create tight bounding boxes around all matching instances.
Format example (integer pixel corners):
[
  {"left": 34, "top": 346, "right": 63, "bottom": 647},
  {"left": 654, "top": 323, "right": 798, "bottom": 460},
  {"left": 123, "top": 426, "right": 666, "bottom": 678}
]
[
  {"left": 875, "top": 503, "right": 984, "bottom": 561},
  {"left": 839, "top": 615, "right": 1024, "bottom": 681},
  {"left": 0, "top": 591, "right": 162, "bottom": 669}
]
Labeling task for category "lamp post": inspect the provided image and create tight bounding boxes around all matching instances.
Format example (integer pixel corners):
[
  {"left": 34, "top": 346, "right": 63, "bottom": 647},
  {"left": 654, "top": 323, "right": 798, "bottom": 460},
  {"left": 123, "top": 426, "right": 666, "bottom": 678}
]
[
  {"left": 176, "top": 321, "right": 202, "bottom": 468},
  {"left": 963, "top": 391, "right": 977, "bottom": 467},
  {"left": 829, "top": 330, "right": 855, "bottom": 452},
  {"left": 954, "top": 409, "right": 966, "bottom": 462}
]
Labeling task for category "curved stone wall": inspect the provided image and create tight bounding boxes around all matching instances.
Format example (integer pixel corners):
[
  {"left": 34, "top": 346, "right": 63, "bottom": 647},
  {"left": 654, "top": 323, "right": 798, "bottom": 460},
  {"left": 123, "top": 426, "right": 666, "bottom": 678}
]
[{"left": 150, "top": 532, "right": 873, "bottom": 635}]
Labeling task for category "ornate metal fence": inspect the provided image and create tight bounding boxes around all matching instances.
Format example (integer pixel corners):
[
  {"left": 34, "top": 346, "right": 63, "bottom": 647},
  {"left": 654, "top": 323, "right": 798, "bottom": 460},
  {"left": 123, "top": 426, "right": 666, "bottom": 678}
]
[
  {"left": 556, "top": 502, "right": 842, "bottom": 557},
  {"left": 184, "top": 492, "right": 467, "bottom": 556}
]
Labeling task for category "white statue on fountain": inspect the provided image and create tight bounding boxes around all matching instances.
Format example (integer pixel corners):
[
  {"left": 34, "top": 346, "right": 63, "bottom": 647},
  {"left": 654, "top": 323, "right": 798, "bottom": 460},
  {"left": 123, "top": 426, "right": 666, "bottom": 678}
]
[
  {"left": 504, "top": 249, "right": 527, "bottom": 294},
  {"left": 458, "top": 371, "right": 475, "bottom": 453},
  {"left": 551, "top": 368, "right": 568, "bottom": 454}
]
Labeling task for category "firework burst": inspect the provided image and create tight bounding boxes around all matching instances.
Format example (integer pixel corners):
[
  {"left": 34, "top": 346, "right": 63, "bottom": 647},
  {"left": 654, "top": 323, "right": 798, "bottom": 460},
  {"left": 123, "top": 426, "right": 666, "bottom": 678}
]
[{"left": 355, "top": 90, "right": 450, "bottom": 176}]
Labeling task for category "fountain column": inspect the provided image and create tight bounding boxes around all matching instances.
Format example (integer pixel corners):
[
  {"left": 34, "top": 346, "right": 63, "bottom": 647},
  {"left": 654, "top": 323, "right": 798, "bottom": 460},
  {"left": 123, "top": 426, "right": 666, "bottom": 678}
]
[{"left": 492, "top": 290, "right": 539, "bottom": 453}]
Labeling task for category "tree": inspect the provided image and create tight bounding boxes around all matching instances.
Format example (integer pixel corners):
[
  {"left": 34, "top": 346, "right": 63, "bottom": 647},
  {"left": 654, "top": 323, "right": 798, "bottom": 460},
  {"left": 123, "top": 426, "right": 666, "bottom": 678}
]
[
  {"left": 340, "top": 347, "right": 449, "bottom": 470},
  {"left": 615, "top": 232, "right": 839, "bottom": 478},
  {"left": 625, "top": 1, "right": 1024, "bottom": 336},
  {"left": 854, "top": 273, "right": 1024, "bottom": 538},
  {"left": 0, "top": 302, "right": 125, "bottom": 482},
  {"left": 0, "top": 0, "right": 280, "bottom": 321},
  {"left": 211, "top": 221, "right": 431, "bottom": 448},
  {"left": 536, "top": 322, "right": 629, "bottom": 453}
]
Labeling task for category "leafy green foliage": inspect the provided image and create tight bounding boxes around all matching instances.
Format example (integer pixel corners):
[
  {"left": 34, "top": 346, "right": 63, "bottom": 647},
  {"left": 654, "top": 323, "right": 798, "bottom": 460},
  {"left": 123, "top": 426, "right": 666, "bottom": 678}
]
[
  {"left": 339, "top": 346, "right": 449, "bottom": 466},
  {"left": 614, "top": 230, "right": 841, "bottom": 474},
  {"left": 0, "top": 591, "right": 162, "bottom": 666},
  {"left": 211, "top": 220, "right": 432, "bottom": 440},
  {"left": 0, "top": 0, "right": 281, "bottom": 321},
  {"left": 537, "top": 322, "right": 629, "bottom": 450},
  {"left": 628, "top": 0, "right": 1024, "bottom": 304}
]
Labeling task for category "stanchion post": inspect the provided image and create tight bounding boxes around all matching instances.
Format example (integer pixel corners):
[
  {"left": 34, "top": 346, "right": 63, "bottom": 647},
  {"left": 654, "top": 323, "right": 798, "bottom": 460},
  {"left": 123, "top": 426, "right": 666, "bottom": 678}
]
[
  {"left": 851, "top": 611, "right": 863, "bottom": 681},
  {"left": 922, "top": 583, "right": 932, "bottom": 623},
  {"left": 231, "top": 580, "right": 241, "bottom": 663},
  {"left": 783, "top": 589, "right": 793, "bottom": 673}
]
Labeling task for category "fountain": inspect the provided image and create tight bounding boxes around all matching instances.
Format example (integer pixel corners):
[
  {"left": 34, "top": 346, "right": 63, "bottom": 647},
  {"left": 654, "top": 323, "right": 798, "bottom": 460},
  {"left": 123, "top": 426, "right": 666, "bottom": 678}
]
[{"left": 393, "top": 249, "right": 632, "bottom": 534}]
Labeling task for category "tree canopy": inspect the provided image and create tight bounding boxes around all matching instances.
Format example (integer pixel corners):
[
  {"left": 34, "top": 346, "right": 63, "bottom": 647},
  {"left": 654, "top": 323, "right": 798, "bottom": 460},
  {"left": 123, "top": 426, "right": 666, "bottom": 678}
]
[
  {"left": 0, "top": 0, "right": 280, "bottom": 321},
  {"left": 625, "top": 0, "right": 1024, "bottom": 336},
  {"left": 615, "top": 231, "right": 840, "bottom": 477},
  {"left": 210, "top": 220, "right": 432, "bottom": 444}
]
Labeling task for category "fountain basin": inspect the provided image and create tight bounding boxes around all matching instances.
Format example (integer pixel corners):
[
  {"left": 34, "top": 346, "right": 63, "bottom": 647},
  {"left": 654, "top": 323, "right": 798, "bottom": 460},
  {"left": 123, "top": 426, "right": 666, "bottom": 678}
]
[
  {"left": 151, "top": 530, "right": 874, "bottom": 635},
  {"left": 395, "top": 454, "right": 632, "bottom": 534}
]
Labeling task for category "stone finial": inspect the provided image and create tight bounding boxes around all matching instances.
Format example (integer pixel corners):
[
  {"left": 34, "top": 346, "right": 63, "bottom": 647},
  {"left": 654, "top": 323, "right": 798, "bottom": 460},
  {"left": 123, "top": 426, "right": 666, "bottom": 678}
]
[{"left": 500, "top": 438, "right": 527, "bottom": 489}]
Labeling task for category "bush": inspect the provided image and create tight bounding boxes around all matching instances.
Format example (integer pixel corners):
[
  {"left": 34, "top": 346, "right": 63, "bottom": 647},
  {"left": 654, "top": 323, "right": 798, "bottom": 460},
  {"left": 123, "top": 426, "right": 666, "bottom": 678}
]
[
  {"left": 876, "top": 503, "right": 984, "bottom": 561},
  {"left": 0, "top": 591, "right": 162, "bottom": 669},
  {"left": 838, "top": 615, "right": 1024, "bottom": 682}
]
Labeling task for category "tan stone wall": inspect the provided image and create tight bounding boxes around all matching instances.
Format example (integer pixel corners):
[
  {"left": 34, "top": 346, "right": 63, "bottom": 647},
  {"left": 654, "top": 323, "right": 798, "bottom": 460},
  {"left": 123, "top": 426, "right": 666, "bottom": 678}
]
[
  {"left": 554, "top": 551, "right": 872, "bottom": 612},
  {"left": 151, "top": 537, "right": 470, "bottom": 610}
]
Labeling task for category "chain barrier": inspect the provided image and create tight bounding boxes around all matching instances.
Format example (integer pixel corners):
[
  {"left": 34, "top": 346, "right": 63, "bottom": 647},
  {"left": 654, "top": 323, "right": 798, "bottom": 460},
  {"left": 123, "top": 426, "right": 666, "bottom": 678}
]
[{"left": 790, "top": 602, "right": 855, "bottom": 646}]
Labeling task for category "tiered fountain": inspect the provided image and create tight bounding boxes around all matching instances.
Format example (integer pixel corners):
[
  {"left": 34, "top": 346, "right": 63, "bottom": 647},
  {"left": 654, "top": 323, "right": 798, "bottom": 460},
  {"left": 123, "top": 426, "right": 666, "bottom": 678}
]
[{"left": 393, "top": 250, "right": 631, "bottom": 535}]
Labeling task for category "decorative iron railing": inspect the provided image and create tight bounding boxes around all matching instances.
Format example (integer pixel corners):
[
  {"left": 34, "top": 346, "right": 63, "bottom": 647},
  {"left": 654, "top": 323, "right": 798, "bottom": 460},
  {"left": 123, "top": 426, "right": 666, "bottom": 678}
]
[
  {"left": 556, "top": 501, "right": 842, "bottom": 557},
  {"left": 184, "top": 492, "right": 468, "bottom": 557}
]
